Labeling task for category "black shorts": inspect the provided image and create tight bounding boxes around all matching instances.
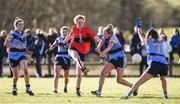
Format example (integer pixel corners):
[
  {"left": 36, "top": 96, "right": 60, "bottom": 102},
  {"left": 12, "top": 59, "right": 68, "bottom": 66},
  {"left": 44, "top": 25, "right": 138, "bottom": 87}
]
[
  {"left": 147, "top": 61, "right": 168, "bottom": 76},
  {"left": 9, "top": 56, "right": 27, "bottom": 68},
  {"left": 69, "top": 47, "right": 85, "bottom": 62},
  {"left": 55, "top": 57, "right": 71, "bottom": 70},
  {"left": 108, "top": 57, "right": 124, "bottom": 69}
]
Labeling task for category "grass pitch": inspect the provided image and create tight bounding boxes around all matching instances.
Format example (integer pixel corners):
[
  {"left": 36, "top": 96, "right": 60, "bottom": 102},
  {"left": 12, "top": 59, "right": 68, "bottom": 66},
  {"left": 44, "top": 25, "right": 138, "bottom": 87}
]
[{"left": 0, "top": 77, "right": 180, "bottom": 104}]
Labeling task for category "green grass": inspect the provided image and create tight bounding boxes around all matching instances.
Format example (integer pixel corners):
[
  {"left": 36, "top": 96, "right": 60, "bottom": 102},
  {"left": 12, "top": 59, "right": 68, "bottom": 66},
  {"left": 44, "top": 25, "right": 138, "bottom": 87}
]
[{"left": 0, "top": 77, "right": 180, "bottom": 104}]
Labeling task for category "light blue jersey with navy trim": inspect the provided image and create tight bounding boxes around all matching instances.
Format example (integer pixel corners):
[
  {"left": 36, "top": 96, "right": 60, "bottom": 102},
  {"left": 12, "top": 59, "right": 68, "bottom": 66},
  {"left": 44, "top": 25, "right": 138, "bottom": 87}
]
[
  {"left": 146, "top": 38, "right": 167, "bottom": 65},
  {"left": 104, "top": 34, "right": 125, "bottom": 60},
  {"left": 8, "top": 30, "right": 27, "bottom": 60},
  {"left": 55, "top": 36, "right": 70, "bottom": 59}
]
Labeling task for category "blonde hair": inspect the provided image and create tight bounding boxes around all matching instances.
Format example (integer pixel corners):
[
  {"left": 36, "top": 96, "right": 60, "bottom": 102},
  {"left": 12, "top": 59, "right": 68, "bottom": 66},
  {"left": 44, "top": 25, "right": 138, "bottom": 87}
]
[
  {"left": 14, "top": 17, "right": 24, "bottom": 28},
  {"left": 103, "top": 25, "right": 113, "bottom": 35},
  {"left": 0, "top": 30, "right": 7, "bottom": 37},
  {"left": 49, "top": 27, "right": 57, "bottom": 35},
  {"left": 107, "top": 24, "right": 113, "bottom": 30},
  {"left": 73, "top": 14, "right": 86, "bottom": 24}
]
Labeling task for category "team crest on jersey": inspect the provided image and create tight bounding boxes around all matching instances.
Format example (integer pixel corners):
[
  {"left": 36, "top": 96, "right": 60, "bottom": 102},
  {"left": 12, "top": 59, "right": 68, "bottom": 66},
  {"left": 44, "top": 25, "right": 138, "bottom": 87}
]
[{"left": 5, "top": 35, "right": 13, "bottom": 41}]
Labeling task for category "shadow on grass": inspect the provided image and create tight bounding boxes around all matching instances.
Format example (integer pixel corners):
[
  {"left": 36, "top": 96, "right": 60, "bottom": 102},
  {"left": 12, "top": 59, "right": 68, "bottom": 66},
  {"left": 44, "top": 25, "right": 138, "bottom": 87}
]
[
  {"left": 99, "top": 96, "right": 117, "bottom": 98},
  {"left": 5, "top": 92, "right": 51, "bottom": 96},
  {"left": 137, "top": 94, "right": 160, "bottom": 99},
  {"left": 138, "top": 96, "right": 180, "bottom": 99},
  {"left": 166, "top": 97, "right": 180, "bottom": 99},
  {"left": 138, "top": 94, "right": 180, "bottom": 99}
]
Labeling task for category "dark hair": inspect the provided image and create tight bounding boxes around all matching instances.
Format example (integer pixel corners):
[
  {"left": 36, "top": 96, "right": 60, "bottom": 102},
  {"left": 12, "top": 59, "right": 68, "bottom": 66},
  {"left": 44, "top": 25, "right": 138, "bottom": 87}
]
[
  {"left": 147, "top": 29, "right": 158, "bottom": 40},
  {"left": 175, "top": 28, "right": 179, "bottom": 35},
  {"left": 103, "top": 26, "right": 113, "bottom": 35}
]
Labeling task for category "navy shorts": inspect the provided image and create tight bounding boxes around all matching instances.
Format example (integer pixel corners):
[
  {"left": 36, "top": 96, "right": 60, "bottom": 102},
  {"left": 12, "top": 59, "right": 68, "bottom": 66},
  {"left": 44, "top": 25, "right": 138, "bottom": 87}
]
[
  {"left": 147, "top": 61, "right": 168, "bottom": 76},
  {"left": 108, "top": 57, "right": 124, "bottom": 69},
  {"left": 69, "top": 47, "right": 85, "bottom": 62},
  {"left": 55, "top": 57, "right": 71, "bottom": 70},
  {"left": 9, "top": 56, "right": 27, "bottom": 68}
]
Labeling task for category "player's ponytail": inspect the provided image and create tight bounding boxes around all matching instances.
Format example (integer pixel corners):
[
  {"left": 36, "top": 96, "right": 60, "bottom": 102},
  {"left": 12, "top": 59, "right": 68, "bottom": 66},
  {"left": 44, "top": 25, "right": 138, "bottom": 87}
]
[
  {"left": 14, "top": 17, "right": 24, "bottom": 28},
  {"left": 147, "top": 29, "right": 158, "bottom": 40},
  {"left": 174, "top": 28, "right": 179, "bottom": 35},
  {"left": 103, "top": 25, "right": 113, "bottom": 35}
]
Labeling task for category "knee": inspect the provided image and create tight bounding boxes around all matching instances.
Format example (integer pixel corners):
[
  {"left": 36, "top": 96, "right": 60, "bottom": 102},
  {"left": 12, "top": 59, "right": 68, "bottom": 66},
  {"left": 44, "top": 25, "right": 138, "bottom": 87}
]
[
  {"left": 160, "top": 77, "right": 166, "bottom": 81},
  {"left": 54, "top": 74, "right": 60, "bottom": 79},
  {"left": 13, "top": 74, "right": 19, "bottom": 80},
  {"left": 77, "top": 73, "right": 82, "bottom": 78},
  {"left": 117, "top": 78, "right": 123, "bottom": 84},
  {"left": 64, "top": 76, "right": 69, "bottom": 80},
  {"left": 24, "top": 69, "right": 29, "bottom": 76},
  {"left": 64, "top": 74, "right": 69, "bottom": 80},
  {"left": 100, "top": 71, "right": 106, "bottom": 77}
]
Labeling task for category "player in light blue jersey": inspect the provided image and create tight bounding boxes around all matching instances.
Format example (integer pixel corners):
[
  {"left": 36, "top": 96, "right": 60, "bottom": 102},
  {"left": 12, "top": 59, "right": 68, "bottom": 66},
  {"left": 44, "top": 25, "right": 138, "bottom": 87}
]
[
  {"left": 4, "top": 17, "right": 34, "bottom": 96},
  {"left": 122, "top": 20, "right": 168, "bottom": 99},
  {"left": 91, "top": 26, "right": 135, "bottom": 97},
  {"left": 45, "top": 26, "right": 71, "bottom": 94}
]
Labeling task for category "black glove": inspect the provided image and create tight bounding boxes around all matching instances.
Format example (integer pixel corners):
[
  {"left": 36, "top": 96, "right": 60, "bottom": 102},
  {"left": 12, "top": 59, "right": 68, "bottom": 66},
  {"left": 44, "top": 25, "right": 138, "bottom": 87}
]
[{"left": 135, "top": 18, "right": 142, "bottom": 28}]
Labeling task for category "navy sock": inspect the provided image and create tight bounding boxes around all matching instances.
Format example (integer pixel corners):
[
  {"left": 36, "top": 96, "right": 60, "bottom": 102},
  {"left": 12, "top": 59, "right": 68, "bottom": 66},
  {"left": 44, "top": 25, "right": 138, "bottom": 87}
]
[
  {"left": 164, "top": 91, "right": 168, "bottom": 96},
  {"left": 26, "top": 84, "right": 30, "bottom": 91},
  {"left": 13, "top": 84, "right": 16, "bottom": 88},
  {"left": 76, "top": 87, "right": 80, "bottom": 92}
]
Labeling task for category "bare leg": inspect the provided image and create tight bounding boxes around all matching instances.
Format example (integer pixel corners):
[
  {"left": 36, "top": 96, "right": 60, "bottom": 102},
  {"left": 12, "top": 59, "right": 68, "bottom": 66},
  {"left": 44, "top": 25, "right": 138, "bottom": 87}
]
[
  {"left": 121, "top": 71, "right": 153, "bottom": 98},
  {"left": 20, "top": 59, "right": 34, "bottom": 95},
  {"left": 63, "top": 70, "right": 69, "bottom": 88},
  {"left": 53, "top": 65, "right": 61, "bottom": 92},
  {"left": 98, "top": 62, "right": 114, "bottom": 92},
  {"left": 68, "top": 49, "right": 86, "bottom": 96},
  {"left": 20, "top": 60, "right": 29, "bottom": 85},
  {"left": 76, "top": 64, "right": 83, "bottom": 89},
  {"left": 11, "top": 66, "right": 19, "bottom": 95},
  {"left": 116, "top": 68, "right": 133, "bottom": 87},
  {"left": 75, "top": 64, "right": 83, "bottom": 96},
  {"left": 91, "top": 62, "right": 114, "bottom": 96},
  {"left": 68, "top": 49, "right": 84, "bottom": 69},
  {"left": 130, "top": 71, "right": 153, "bottom": 93},
  {"left": 160, "top": 76, "right": 168, "bottom": 98},
  {"left": 11, "top": 67, "right": 19, "bottom": 86}
]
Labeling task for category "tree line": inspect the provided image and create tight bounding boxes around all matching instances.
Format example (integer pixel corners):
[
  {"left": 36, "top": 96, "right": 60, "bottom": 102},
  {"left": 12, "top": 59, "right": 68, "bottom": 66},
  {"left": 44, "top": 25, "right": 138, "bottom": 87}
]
[{"left": 0, "top": 0, "right": 179, "bottom": 32}]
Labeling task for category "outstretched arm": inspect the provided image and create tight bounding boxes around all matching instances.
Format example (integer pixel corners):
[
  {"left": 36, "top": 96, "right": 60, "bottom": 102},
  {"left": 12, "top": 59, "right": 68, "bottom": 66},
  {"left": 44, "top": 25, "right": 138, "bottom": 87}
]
[
  {"left": 49, "top": 40, "right": 58, "bottom": 51},
  {"left": 62, "top": 35, "right": 72, "bottom": 44},
  {"left": 94, "top": 36, "right": 103, "bottom": 54},
  {"left": 45, "top": 40, "right": 58, "bottom": 54},
  {"left": 137, "top": 28, "right": 146, "bottom": 45}
]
